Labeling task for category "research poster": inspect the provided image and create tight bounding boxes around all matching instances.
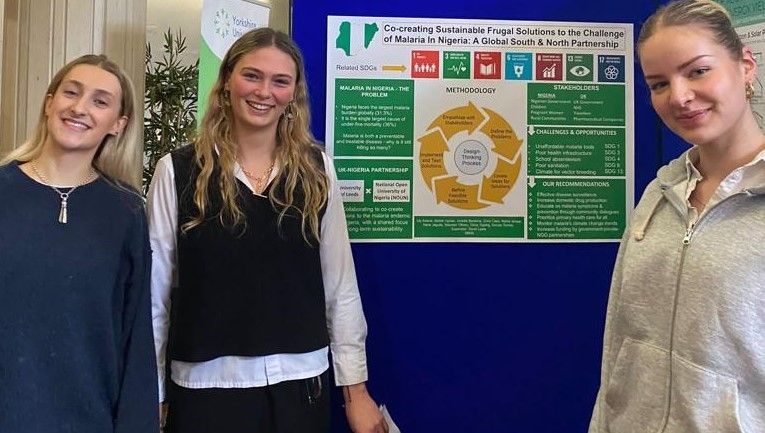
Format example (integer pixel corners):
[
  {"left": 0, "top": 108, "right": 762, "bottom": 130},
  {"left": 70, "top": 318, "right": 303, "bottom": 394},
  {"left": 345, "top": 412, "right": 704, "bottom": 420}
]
[
  {"left": 326, "top": 17, "right": 634, "bottom": 242},
  {"left": 721, "top": 0, "right": 765, "bottom": 124}
]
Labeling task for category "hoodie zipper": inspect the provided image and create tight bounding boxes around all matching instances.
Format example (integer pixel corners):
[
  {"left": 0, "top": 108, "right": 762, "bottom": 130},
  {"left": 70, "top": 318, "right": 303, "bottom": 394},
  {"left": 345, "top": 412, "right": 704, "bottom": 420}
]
[
  {"left": 657, "top": 191, "right": 749, "bottom": 432},
  {"left": 681, "top": 223, "right": 695, "bottom": 245}
]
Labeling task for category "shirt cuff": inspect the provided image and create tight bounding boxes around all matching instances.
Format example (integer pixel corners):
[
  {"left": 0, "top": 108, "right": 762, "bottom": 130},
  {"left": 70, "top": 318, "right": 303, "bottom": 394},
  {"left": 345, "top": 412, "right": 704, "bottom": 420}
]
[{"left": 332, "top": 351, "right": 369, "bottom": 386}]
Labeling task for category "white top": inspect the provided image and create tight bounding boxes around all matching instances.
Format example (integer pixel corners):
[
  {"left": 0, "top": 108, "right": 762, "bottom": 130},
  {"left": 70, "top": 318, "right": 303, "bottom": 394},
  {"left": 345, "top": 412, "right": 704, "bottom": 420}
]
[
  {"left": 147, "top": 151, "right": 368, "bottom": 401},
  {"left": 679, "top": 146, "right": 765, "bottom": 227}
]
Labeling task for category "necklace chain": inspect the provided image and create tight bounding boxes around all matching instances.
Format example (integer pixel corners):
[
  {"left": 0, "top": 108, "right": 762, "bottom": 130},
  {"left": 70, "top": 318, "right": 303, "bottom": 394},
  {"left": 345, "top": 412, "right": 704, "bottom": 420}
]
[
  {"left": 30, "top": 160, "right": 95, "bottom": 224},
  {"left": 238, "top": 159, "right": 275, "bottom": 194}
]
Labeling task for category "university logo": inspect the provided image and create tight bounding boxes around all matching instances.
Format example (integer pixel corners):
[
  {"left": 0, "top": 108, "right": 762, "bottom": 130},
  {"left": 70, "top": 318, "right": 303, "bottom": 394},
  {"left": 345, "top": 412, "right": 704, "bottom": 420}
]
[{"left": 213, "top": 8, "right": 231, "bottom": 38}]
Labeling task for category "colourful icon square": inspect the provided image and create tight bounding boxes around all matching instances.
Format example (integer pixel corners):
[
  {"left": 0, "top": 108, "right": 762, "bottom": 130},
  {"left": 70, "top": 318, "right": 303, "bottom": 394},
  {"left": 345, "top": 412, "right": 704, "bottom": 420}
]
[
  {"left": 504, "top": 52, "right": 532, "bottom": 80},
  {"left": 597, "top": 55, "right": 625, "bottom": 83},
  {"left": 535, "top": 53, "right": 563, "bottom": 81},
  {"left": 411, "top": 51, "right": 440, "bottom": 78},
  {"left": 473, "top": 52, "right": 501, "bottom": 79},
  {"left": 566, "top": 54, "right": 594, "bottom": 81},
  {"left": 443, "top": 51, "right": 471, "bottom": 79}
]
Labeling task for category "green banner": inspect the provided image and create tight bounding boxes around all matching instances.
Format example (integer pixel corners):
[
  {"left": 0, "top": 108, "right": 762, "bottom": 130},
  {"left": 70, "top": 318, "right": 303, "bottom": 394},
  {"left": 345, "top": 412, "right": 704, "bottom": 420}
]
[
  {"left": 719, "top": 0, "right": 765, "bottom": 26},
  {"left": 198, "top": 0, "right": 270, "bottom": 120}
]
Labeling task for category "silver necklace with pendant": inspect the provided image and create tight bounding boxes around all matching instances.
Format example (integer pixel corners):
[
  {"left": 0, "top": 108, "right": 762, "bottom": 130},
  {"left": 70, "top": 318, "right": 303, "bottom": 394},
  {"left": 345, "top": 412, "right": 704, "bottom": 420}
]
[{"left": 30, "top": 160, "right": 95, "bottom": 224}]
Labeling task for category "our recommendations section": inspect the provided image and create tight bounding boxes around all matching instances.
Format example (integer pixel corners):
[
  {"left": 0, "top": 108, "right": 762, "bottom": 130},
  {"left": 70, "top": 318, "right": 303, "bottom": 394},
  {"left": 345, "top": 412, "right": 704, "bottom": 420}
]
[{"left": 527, "top": 179, "right": 625, "bottom": 240}]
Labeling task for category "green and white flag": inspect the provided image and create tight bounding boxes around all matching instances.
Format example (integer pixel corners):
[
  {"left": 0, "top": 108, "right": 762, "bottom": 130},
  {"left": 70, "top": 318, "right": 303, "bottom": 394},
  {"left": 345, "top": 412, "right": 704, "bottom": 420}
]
[{"left": 199, "top": 0, "right": 270, "bottom": 119}]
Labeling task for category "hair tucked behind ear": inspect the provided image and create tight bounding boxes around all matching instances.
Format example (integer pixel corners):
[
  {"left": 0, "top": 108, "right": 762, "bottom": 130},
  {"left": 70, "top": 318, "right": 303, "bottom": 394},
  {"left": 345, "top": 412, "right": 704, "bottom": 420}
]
[{"left": 184, "top": 28, "right": 328, "bottom": 243}]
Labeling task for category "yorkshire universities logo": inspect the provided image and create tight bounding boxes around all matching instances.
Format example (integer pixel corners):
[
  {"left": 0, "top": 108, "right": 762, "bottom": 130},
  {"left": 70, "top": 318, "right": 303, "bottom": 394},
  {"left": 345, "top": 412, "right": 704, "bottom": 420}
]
[
  {"left": 214, "top": 8, "right": 232, "bottom": 38},
  {"left": 336, "top": 21, "right": 379, "bottom": 56}
]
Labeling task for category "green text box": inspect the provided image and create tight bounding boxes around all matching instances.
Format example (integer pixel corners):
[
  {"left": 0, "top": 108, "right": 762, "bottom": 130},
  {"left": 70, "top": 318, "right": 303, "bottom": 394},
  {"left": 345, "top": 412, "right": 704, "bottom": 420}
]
[
  {"left": 443, "top": 51, "right": 471, "bottom": 79},
  {"left": 528, "top": 126, "right": 626, "bottom": 176},
  {"left": 414, "top": 216, "right": 524, "bottom": 238},
  {"left": 527, "top": 83, "right": 625, "bottom": 126},
  {"left": 334, "top": 79, "right": 414, "bottom": 157},
  {"left": 565, "top": 54, "right": 594, "bottom": 82},
  {"left": 527, "top": 178, "right": 625, "bottom": 240},
  {"left": 335, "top": 158, "right": 413, "bottom": 240}
]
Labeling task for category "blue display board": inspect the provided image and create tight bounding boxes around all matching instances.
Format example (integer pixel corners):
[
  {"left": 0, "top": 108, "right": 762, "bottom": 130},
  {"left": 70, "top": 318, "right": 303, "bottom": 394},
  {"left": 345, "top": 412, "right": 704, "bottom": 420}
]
[{"left": 293, "top": 1, "right": 667, "bottom": 432}]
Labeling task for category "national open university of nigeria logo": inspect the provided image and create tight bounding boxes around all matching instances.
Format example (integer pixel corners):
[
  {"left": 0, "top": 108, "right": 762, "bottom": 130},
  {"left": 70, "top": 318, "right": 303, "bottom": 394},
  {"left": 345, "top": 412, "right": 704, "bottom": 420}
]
[{"left": 214, "top": 8, "right": 232, "bottom": 38}]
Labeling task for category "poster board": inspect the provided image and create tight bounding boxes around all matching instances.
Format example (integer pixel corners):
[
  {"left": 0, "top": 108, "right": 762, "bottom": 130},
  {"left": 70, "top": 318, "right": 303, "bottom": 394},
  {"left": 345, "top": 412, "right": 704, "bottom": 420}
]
[{"left": 326, "top": 16, "right": 634, "bottom": 242}]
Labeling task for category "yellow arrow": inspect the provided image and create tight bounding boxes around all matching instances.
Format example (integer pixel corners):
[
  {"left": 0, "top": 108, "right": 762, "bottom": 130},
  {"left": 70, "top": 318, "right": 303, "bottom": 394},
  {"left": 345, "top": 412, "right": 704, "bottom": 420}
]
[
  {"left": 480, "top": 108, "right": 523, "bottom": 161},
  {"left": 427, "top": 102, "right": 485, "bottom": 140},
  {"left": 418, "top": 130, "right": 449, "bottom": 190},
  {"left": 382, "top": 65, "right": 406, "bottom": 72},
  {"left": 480, "top": 157, "right": 523, "bottom": 204},
  {"left": 434, "top": 176, "right": 489, "bottom": 210}
]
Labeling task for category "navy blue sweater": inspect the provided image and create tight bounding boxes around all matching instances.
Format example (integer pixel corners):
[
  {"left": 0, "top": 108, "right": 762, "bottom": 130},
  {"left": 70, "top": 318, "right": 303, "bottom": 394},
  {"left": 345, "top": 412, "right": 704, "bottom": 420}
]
[{"left": 0, "top": 162, "right": 158, "bottom": 433}]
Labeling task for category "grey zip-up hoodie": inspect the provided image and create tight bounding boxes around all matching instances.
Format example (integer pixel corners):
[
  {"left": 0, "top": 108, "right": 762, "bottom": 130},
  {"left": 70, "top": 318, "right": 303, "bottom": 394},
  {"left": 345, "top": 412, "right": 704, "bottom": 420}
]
[{"left": 589, "top": 150, "right": 765, "bottom": 433}]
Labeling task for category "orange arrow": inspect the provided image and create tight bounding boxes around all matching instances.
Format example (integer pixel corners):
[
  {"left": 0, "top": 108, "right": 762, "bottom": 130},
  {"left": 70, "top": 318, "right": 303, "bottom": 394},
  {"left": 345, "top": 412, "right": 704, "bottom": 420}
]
[
  {"left": 434, "top": 176, "right": 489, "bottom": 210},
  {"left": 480, "top": 107, "right": 523, "bottom": 161},
  {"left": 480, "top": 157, "right": 523, "bottom": 204},
  {"left": 382, "top": 65, "right": 406, "bottom": 72},
  {"left": 418, "top": 130, "right": 449, "bottom": 190},
  {"left": 427, "top": 102, "right": 485, "bottom": 140}
]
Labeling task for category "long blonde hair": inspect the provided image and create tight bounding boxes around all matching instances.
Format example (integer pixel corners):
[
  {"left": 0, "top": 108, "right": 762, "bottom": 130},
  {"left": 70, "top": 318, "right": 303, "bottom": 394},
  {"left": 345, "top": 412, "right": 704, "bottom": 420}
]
[
  {"left": 186, "top": 27, "right": 328, "bottom": 243},
  {"left": 0, "top": 54, "right": 141, "bottom": 189}
]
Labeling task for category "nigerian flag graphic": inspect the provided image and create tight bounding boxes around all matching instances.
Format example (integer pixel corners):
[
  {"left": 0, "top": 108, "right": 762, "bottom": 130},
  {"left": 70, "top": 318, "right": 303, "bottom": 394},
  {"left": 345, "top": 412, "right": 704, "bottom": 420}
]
[{"left": 335, "top": 21, "right": 379, "bottom": 56}]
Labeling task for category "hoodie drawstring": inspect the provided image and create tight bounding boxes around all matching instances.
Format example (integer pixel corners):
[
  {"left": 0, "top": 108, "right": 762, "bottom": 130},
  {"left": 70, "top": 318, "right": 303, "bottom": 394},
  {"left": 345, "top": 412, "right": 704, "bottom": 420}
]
[{"left": 632, "top": 188, "right": 667, "bottom": 241}]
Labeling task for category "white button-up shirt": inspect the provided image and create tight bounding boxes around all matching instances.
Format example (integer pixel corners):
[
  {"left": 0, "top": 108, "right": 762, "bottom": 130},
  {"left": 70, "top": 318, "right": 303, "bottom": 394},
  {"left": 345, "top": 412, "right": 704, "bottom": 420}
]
[{"left": 147, "top": 151, "right": 368, "bottom": 401}]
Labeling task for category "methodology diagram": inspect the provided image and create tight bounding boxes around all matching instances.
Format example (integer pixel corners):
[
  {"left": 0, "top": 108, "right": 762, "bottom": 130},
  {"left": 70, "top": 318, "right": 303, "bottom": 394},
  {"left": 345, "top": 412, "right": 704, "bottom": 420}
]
[{"left": 418, "top": 102, "right": 523, "bottom": 210}]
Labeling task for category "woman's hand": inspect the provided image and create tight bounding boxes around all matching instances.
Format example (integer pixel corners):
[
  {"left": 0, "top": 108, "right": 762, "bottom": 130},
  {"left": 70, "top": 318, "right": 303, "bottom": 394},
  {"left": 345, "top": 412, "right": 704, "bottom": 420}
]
[
  {"left": 343, "top": 383, "right": 388, "bottom": 433},
  {"left": 159, "top": 403, "right": 168, "bottom": 431}
]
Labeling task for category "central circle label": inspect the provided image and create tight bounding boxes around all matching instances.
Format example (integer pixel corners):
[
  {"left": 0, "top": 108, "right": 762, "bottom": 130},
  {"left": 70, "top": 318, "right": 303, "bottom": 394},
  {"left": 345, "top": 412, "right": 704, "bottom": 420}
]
[{"left": 454, "top": 140, "right": 489, "bottom": 175}]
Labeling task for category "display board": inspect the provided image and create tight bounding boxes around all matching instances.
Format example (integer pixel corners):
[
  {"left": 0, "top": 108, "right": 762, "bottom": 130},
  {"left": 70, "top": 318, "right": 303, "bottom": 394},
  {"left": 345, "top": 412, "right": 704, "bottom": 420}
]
[
  {"left": 293, "top": 1, "right": 662, "bottom": 432},
  {"left": 325, "top": 16, "right": 634, "bottom": 242},
  {"left": 721, "top": 0, "right": 765, "bottom": 125}
]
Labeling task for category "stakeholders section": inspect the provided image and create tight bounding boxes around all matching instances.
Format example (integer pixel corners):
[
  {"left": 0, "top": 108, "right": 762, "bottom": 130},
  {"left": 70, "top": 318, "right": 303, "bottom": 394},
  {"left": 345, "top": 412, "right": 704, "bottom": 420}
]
[{"left": 326, "top": 16, "right": 634, "bottom": 242}]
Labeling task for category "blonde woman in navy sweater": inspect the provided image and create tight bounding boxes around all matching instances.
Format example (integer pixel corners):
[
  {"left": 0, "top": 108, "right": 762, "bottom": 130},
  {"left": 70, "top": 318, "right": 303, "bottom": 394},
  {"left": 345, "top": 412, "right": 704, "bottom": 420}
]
[
  {"left": 0, "top": 54, "right": 157, "bottom": 433},
  {"left": 148, "top": 28, "right": 387, "bottom": 433}
]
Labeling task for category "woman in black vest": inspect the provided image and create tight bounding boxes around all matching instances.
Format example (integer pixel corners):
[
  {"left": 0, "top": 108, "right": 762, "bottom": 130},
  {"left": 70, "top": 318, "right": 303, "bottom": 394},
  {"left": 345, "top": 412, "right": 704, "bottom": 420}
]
[{"left": 148, "top": 28, "right": 387, "bottom": 433}]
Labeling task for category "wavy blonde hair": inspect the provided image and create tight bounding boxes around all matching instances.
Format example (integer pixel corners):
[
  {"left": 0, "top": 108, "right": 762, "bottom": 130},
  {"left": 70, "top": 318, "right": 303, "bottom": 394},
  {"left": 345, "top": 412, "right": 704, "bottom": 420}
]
[
  {"left": 0, "top": 54, "right": 141, "bottom": 189},
  {"left": 186, "top": 27, "right": 328, "bottom": 243}
]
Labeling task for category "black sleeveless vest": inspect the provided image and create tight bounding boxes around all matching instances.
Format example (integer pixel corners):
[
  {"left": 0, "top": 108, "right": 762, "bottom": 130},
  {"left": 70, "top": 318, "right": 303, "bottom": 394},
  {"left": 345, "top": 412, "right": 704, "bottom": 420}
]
[{"left": 169, "top": 145, "right": 329, "bottom": 362}]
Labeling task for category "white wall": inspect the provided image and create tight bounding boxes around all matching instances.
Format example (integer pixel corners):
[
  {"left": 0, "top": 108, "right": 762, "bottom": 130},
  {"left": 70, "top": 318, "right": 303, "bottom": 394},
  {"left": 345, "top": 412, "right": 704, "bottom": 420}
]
[{"left": 147, "top": 0, "right": 203, "bottom": 65}]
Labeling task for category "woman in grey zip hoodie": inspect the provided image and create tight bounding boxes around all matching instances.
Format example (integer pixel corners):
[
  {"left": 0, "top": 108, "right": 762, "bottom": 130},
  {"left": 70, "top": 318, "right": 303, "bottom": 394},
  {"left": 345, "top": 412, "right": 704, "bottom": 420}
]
[{"left": 589, "top": 1, "right": 765, "bottom": 432}]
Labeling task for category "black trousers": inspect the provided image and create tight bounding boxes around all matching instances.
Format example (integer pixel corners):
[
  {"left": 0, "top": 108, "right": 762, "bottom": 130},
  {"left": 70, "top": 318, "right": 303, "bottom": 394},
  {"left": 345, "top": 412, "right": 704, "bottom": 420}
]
[{"left": 166, "top": 372, "right": 330, "bottom": 433}]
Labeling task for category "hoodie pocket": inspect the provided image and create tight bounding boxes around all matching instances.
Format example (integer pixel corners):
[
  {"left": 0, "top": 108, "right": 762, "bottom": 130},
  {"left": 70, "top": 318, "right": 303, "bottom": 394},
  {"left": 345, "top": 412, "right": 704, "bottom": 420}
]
[
  {"left": 604, "top": 338, "right": 746, "bottom": 433},
  {"left": 605, "top": 338, "right": 669, "bottom": 433},
  {"left": 663, "top": 355, "right": 746, "bottom": 433}
]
